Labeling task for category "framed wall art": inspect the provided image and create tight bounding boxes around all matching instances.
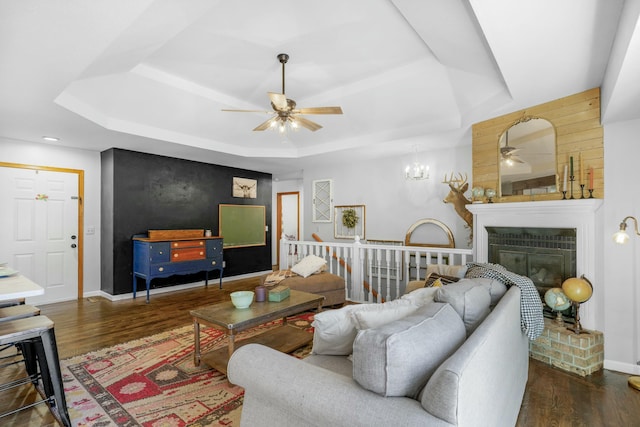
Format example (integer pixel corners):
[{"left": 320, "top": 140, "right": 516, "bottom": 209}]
[
  {"left": 334, "top": 205, "right": 365, "bottom": 239},
  {"left": 233, "top": 177, "right": 257, "bottom": 198}
]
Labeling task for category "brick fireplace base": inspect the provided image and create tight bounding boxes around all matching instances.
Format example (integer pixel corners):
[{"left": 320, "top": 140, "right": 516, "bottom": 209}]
[{"left": 529, "top": 318, "right": 604, "bottom": 376}]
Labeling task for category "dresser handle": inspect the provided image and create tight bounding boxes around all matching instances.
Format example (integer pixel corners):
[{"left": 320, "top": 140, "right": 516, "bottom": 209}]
[
  {"left": 174, "top": 254, "right": 179, "bottom": 258},
  {"left": 212, "top": 261, "right": 216, "bottom": 265},
  {"left": 173, "top": 243, "right": 179, "bottom": 247},
  {"left": 199, "top": 251, "right": 204, "bottom": 256},
  {"left": 159, "top": 267, "right": 164, "bottom": 272},
  {"left": 199, "top": 241, "right": 204, "bottom": 246},
  {"left": 159, "top": 251, "right": 163, "bottom": 255}
]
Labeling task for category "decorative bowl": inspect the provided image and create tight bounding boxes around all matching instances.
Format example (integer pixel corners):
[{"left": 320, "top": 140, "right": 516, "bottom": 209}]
[{"left": 230, "top": 291, "right": 255, "bottom": 309}]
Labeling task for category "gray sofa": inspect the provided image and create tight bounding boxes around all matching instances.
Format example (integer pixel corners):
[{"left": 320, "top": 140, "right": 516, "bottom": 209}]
[{"left": 228, "top": 282, "right": 529, "bottom": 427}]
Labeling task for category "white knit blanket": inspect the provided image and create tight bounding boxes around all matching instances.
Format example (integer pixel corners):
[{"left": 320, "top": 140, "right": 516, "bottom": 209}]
[{"left": 465, "top": 262, "right": 544, "bottom": 340}]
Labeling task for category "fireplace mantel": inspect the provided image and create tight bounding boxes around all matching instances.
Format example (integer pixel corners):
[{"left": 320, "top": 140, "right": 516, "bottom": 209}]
[{"left": 468, "top": 199, "right": 604, "bottom": 329}]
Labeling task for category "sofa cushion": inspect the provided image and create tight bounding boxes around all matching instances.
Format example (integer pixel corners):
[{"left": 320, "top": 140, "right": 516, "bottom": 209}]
[
  {"left": 311, "top": 299, "right": 417, "bottom": 355},
  {"left": 469, "top": 277, "right": 508, "bottom": 305},
  {"left": 434, "top": 279, "right": 492, "bottom": 335},
  {"left": 352, "top": 303, "right": 466, "bottom": 398},
  {"left": 291, "top": 254, "right": 327, "bottom": 278}
]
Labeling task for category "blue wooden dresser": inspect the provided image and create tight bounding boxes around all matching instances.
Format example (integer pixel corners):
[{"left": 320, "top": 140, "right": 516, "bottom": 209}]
[{"left": 133, "top": 230, "right": 223, "bottom": 302}]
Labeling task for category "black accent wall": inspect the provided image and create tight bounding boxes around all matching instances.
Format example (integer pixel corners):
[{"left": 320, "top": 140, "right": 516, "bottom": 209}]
[{"left": 101, "top": 148, "right": 272, "bottom": 296}]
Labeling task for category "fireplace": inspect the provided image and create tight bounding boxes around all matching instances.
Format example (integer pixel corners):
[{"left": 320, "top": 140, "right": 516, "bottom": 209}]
[
  {"left": 467, "top": 199, "right": 603, "bottom": 330},
  {"left": 486, "top": 226, "right": 577, "bottom": 321}
]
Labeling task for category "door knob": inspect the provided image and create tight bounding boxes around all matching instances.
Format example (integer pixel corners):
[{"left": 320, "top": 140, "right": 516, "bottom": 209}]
[
  {"left": 71, "top": 243, "right": 77, "bottom": 248},
  {"left": 71, "top": 235, "right": 77, "bottom": 239}
]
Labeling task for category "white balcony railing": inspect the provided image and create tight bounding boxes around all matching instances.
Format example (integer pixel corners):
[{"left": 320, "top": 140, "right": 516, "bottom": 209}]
[{"left": 279, "top": 236, "right": 474, "bottom": 303}]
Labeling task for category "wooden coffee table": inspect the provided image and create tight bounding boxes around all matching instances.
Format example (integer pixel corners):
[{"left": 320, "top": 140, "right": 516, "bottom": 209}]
[{"left": 191, "top": 289, "right": 324, "bottom": 375}]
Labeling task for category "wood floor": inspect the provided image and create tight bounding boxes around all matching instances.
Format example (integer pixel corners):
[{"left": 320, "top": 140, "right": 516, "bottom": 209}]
[{"left": 2, "top": 275, "right": 639, "bottom": 426}]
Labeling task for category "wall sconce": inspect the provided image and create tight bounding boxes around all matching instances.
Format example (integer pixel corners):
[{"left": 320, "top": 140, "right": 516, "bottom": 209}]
[
  {"left": 613, "top": 216, "right": 640, "bottom": 244},
  {"left": 612, "top": 215, "right": 640, "bottom": 391}
]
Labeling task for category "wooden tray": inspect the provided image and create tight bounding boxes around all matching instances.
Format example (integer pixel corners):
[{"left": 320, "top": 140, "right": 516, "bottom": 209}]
[{"left": 148, "top": 229, "right": 204, "bottom": 240}]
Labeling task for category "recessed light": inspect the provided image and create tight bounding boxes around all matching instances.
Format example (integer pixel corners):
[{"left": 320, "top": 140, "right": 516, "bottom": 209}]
[{"left": 42, "top": 136, "right": 60, "bottom": 142}]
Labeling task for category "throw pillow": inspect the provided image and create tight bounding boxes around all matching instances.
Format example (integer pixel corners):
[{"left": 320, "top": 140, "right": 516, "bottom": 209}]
[
  {"left": 470, "top": 277, "right": 508, "bottom": 305},
  {"left": 434, "top": 279, "right": 492, "bottom": 335},
  {"left": 311, "top": 305, "right": 359, "bottom": 355},
  {"left": 424, "top": 273, "right": 460, "bottom": 287},
  {"left": 350, "top": 299, "right": 418, "bottom": 330},
  {"left": 312, "top": 299, "right": 420, "bottom": 355},
  {"left": 352, "top": 303, "right": 466, "bottom": 398},
  {"left": 291, "top": 254, "right": 327, "bottom": 278},
  {"left": 400, "top": 287, "right": 438, "bottom": 306}
]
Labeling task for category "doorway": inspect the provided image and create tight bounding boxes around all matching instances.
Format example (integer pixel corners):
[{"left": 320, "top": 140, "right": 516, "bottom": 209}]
[
  {"left": 0, "top": 162, "right": 84, "bottom": 303},
  {"left": 276, "top": 191, "right": 300, "bottom": 267}
]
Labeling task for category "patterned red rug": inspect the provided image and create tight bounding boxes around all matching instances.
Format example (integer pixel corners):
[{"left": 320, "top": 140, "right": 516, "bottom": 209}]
[{"left": 62, "top": 313, "right": 314, "bottom": 426}]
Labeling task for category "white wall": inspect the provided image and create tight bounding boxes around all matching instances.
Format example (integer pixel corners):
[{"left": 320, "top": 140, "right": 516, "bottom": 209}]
[
  {"left": 0, "top": 138, "right": 102, "bottom": 297},
  {"left": 602, "top": 118, "right": 640, "bottom": 375},
  {"left": 302, "top": 144, "right": 473, "bottom": 248}
]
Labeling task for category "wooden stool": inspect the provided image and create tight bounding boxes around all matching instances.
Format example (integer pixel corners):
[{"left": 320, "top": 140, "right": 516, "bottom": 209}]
[
  {"left": 0, "top": 305, "right": 40, "bottom": 322},
  {"left": 0, "top": 316, "right": 71, "bottom": 426},
  {"left": 0, "top": 298, "right": 26, "bottom": 308}
]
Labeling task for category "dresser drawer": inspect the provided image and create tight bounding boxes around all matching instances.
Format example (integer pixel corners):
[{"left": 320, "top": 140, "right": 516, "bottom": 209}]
[
  {"left": 149, "top": 243, "right": 171, "bottom": 263},
  {"left": 171, "top": 240, "right": 205, "bottom": 249},
  {"left": 171, "top": 247, "right": 206, "bottom": 262},
  {"left": 206, "top": 239, "right": 223, "bottom": 258}
]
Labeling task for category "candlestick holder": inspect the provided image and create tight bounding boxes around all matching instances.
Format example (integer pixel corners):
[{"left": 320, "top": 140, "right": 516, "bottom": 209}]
[
  {"left": 588, "top": 189, "right": 594, "bottom": 198},
  {"left": 562, "top": 191, "right": 567, "bottom": 200},
  {"left": 569, "top": 176, "right": 575, "bottom": 199},
  {"left": 580, "top": 184, "right": 585, "bottom": 199}
]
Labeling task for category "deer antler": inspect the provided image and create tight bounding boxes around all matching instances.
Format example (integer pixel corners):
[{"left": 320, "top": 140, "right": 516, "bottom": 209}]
[{"left": 442, "top": 172, "right": 467, "bottom": 189}]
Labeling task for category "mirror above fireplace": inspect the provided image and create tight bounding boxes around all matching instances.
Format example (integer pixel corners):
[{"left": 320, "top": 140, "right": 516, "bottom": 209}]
[
  {"left": 499, "top": 117, "right": 557, "bottom": 197},
  {"left": 472, "top": 87, "right": 604, "bottom": 202}
]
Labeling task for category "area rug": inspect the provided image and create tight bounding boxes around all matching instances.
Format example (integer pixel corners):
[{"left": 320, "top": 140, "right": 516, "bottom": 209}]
[{"left": 62, "top": 313, "right": 314, "bottom": 426}]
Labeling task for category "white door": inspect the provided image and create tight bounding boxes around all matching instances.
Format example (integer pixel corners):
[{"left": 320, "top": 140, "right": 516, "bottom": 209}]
[{"left": 0, "top": 167, "right": 79, "bottom": 304}]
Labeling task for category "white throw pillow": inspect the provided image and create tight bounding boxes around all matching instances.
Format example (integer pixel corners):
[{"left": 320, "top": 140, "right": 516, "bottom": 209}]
[
  {"left": 401, "top": 287, "right": 439, "bottom": 306},
  {"left": 311, "top": 305, "right": 358, "bottom": 355},
  {"left": 350, "top": 299, "right": 418, "bottom": 330},
  {"left": 312, "top": 299, "right": 419, "bottom": 355},
  {"left": 291, "top": 254, "right": 327, "bottom": 278}
]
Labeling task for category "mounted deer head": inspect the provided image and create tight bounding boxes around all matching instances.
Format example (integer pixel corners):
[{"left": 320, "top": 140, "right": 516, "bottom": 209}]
[{"left": 442, "top": 172, "right": 473, "bottom": 229}]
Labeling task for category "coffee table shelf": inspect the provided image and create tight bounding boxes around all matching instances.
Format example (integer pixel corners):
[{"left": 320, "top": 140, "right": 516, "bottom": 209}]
[
  {"left": 191, "top": 290, "right": 324, "bottom": 376},
  {"left": 201, "top": 325, "right": 312, "bottom": 375}
]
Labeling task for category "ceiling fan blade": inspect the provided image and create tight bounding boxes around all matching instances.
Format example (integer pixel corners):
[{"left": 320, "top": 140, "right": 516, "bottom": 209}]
[
  {"left": 222, "top": 109, "right": 271, "bottom": 113},
  {"left": 295, "top": 106, "right": 343, "bottom": 115},
  {"left": 253, "top": 117, "right": 277, "bottom": 131},
  {"left": 294, "top": 116, "right": 323, "bottom": 132},
  {"left": 268, "top": 92, "right": 288, "bottom": 111}
]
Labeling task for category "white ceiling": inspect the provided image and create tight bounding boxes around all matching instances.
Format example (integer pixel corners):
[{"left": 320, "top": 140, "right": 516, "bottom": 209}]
[{"left": 1, "top": 0, "right": 638, "bottom": 179}]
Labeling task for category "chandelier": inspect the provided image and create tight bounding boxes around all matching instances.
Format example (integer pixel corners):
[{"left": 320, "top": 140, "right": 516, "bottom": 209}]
[{"left": 404, "top": 147, "right": 429, "bottom": 180}]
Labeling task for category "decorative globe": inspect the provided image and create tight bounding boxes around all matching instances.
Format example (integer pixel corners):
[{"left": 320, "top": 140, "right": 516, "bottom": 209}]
[
  {"left": 544, "top": 288, "right": 571, "bottom": 312},
  {"left": 561, "top": 277, "right": 593, "bottom": 303}
]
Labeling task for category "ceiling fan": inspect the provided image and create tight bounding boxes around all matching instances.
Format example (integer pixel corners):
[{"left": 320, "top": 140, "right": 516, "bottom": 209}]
[
  {"left": 500, "top": 131, "right": 524, "bottom": 164},
  {"left": 222, "top": 53, "right": 343, "bottom": 133}
]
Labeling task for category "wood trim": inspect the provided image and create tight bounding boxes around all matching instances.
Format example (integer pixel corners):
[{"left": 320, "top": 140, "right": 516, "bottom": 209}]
[
  {"left": 276, "top": 191, "right": 300, "bottom": 266},
  {"left": 0, "top": 161, "right": 84, "bottom": 300},
  {"left": 472, "top": 87, "right": 604, "bottom": 202}
]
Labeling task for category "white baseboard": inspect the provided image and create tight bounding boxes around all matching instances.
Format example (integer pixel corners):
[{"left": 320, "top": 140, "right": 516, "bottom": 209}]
[
  {"left": 604, "top": 359, "right": 640, "bottom": 375},
  {"left": 87, "top": 270, "right": 272, "bottom": 302}
]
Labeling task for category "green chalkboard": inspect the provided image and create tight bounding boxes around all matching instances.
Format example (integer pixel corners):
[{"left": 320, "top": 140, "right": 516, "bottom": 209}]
[{"left": 219, "top": 204, "right": 266, "bottom": 248}]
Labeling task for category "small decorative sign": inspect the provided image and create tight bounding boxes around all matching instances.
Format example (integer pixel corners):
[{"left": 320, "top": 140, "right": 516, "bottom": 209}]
[{"left": 35, "top": 193, "right": 48, "bottom": 201}]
